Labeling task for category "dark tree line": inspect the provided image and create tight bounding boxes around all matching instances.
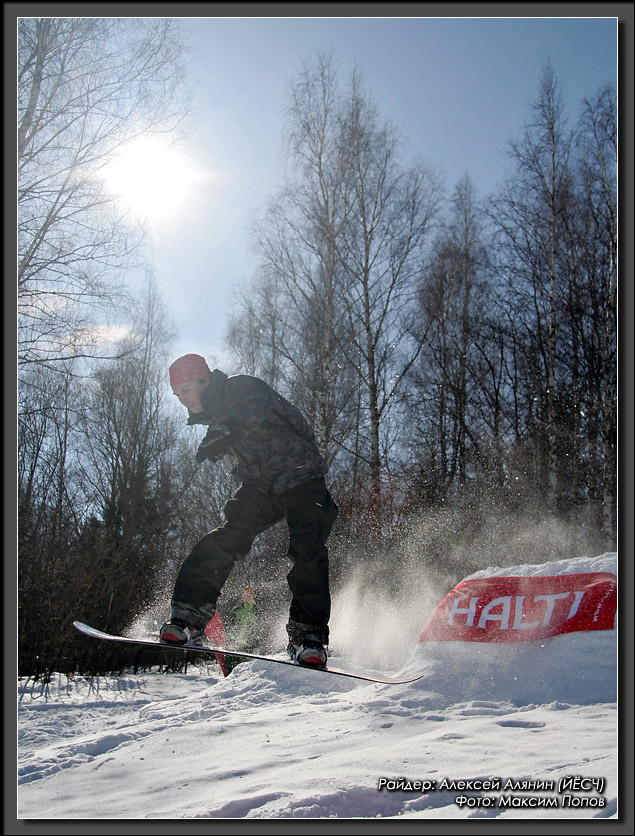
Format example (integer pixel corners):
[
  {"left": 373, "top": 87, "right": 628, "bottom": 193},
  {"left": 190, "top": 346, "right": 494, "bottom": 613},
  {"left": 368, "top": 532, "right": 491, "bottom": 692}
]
[{"left": 18, "top": 35, "right": 616, "bottom": 678}]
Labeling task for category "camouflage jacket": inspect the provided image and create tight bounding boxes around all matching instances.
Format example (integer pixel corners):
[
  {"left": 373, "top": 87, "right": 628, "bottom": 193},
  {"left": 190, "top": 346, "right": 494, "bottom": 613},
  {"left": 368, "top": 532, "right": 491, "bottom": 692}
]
[{"left": 188, "top": 369, "right": 328, "bottom": 494}]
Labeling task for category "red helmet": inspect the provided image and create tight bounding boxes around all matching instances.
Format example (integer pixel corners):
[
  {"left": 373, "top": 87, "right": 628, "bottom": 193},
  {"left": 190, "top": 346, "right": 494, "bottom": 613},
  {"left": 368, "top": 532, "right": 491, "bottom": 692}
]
[{"left": 168, "top": 354, "right": 210, "bottom": 386}]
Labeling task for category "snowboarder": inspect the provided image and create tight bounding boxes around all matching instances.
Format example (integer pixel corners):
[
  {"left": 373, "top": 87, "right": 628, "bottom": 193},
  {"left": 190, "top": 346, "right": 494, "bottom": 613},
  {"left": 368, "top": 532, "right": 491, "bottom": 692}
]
[{"left": 159, "top": 354, "right": 338, "bottom": 668}]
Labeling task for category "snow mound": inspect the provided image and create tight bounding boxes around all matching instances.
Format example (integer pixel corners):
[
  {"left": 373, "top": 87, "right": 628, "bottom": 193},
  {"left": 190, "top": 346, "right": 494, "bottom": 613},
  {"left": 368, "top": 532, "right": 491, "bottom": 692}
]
[
  {"left": 465, "top": 552, "right": 616, "bottom": 580},
  {"left": 17, "top": 554, "right": 618, "bottom": 820},
  {"left": 400, "top": 554, "right": 617, "bottom": 707}
]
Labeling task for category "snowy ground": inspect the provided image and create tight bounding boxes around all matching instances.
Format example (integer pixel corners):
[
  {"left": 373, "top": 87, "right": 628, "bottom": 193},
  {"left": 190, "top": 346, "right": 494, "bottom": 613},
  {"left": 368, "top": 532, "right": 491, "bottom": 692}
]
[{"left": 16, "top": 554, "right": 621, "bottom": 823}]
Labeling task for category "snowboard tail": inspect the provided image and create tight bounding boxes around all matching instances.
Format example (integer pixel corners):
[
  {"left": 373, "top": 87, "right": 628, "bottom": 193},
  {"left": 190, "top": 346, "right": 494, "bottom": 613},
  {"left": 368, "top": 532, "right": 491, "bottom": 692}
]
[{"left": 73, "top": 621, "right": 423, "bottom": 684}]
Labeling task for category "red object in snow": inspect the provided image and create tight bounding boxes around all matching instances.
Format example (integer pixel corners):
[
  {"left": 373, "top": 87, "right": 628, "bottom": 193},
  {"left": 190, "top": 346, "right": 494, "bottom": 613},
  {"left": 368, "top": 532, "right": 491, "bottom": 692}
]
[
  {"left": 419, "top": 572, "right": 617, "bottom": 643},
  {"left": 204, "top": 611, "right": 229, "bottom": 676}
]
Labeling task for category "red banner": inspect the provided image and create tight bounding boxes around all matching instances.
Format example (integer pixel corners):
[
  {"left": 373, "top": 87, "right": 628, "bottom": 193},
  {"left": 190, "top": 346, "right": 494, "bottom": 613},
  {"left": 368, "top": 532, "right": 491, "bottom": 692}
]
[{"left": 418, "top": 572, "right": 617, "bottom": 643}]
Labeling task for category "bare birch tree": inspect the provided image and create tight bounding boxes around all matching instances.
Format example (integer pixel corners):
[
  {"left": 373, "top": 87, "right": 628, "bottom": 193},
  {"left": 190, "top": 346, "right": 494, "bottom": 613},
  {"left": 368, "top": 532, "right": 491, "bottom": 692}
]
[
  {"left": 336, "top": 70, "right": 441, "bottom": 521},
  {"left": 573, "top": 85, "right": 617, "bottom": 538},
  {"left": 408, "top": 175, "right": 490, "bottom": 504},
  {"left": 229, "top": 55, "right": 441, "bottom": 528},
  {"left": 72, "top": 280, "right": 181, "bottom": 631},
  {"left": 489, "top": 63, "right": 576, "bottom": 503},
  {"left": 229, "top": 53, "right": 359, "bottom": 470},
  {"left": 18, "top": 17, "right": 189, "bottom": 372}
]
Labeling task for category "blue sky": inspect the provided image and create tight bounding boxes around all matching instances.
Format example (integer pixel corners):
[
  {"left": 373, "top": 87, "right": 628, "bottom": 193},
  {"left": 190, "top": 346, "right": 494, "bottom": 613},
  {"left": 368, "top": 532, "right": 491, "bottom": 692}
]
[{"left": 139, "top": 15, "right": 617, "bottom": 367}]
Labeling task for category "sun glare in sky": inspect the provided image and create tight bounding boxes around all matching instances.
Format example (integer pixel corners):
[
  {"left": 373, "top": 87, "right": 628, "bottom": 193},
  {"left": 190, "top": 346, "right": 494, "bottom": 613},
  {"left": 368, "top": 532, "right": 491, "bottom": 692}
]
[{"left": 100, "top": 135, "right": 210, "bottom": 230}]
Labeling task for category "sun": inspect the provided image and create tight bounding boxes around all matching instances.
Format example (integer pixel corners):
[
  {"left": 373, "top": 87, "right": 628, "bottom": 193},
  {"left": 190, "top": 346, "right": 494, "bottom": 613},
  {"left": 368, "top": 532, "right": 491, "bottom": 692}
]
[{"left": 100, "top": 135, "right": 210, "bottom": 229}]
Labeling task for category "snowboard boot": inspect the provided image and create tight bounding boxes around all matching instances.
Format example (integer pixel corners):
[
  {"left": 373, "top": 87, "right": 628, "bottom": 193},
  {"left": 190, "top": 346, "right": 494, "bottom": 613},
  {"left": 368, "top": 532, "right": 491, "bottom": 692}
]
[
  {"left": 287, "top": 639, "right": 328, "bottom": 668},
  {"left": 286, "top": 620, "right": 329, "bottom": 668},
  {"left": 159, "top": 618, "right": 204, "bottom": 647}
]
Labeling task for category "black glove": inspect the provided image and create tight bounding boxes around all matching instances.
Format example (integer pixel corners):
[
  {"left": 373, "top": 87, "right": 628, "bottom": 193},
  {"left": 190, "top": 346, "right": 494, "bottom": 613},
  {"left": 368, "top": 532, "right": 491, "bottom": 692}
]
[{"left": 196, "top": 429, "right": 239, "bottom": 463}]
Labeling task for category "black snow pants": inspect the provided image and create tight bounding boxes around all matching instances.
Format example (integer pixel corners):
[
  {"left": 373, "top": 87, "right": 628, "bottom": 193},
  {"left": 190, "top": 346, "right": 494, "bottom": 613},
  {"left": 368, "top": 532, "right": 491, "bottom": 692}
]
[{"left": 170, "top": 478, "right": 338, "bottom": 642}]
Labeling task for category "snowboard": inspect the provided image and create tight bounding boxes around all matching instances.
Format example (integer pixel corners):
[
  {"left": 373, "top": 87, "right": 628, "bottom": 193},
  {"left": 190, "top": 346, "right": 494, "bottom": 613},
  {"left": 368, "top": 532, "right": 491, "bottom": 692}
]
[{"left": 73, "top": 621, "right": 423, "bottom": 685}]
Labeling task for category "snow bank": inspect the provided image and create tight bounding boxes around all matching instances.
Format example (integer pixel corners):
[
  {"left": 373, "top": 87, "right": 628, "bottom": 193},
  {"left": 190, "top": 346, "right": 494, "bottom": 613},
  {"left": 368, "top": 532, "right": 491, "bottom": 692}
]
[
  {"left": 464, "top": 551, "right": 616, "bottom": 581},
  {"left": 17, "top": 553, "right": 618, "bottom": 821},
  {"left": 401, "top": 554, "right": 617, "bottom": 707}
]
